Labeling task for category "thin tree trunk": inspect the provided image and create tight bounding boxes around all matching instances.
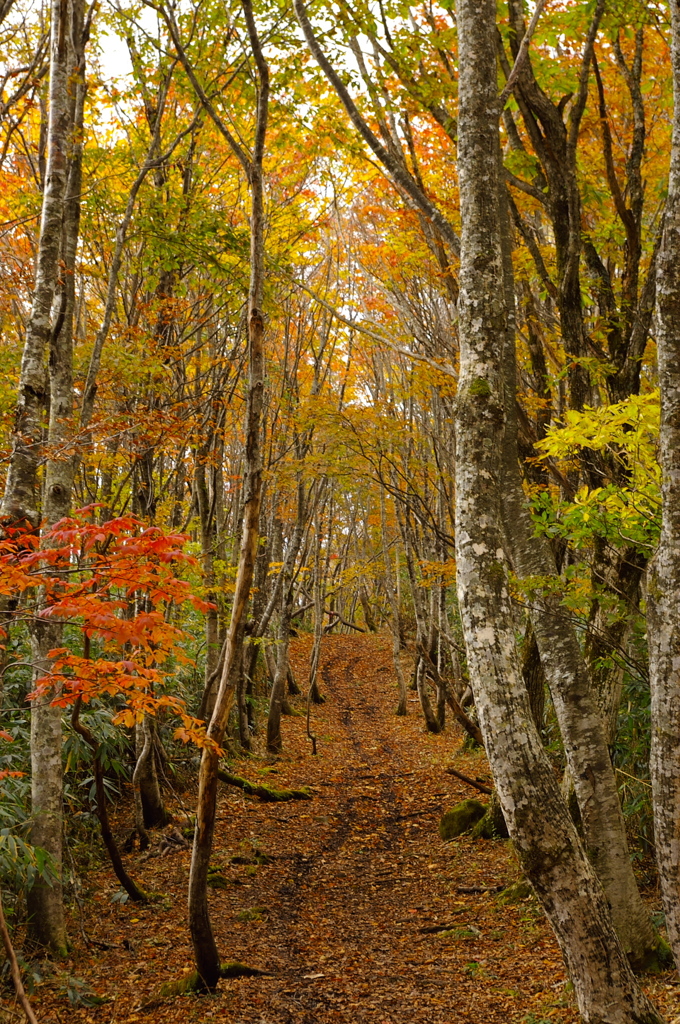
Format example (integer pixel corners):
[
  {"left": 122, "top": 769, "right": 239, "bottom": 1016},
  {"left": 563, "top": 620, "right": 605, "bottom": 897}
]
[
  {"left": 0, "top": 888, "right": 39, "bottom": 1024},
  {"left": 72, "top": 697, "right": 147, "bottom": 901},
  {"left": 454, "top": 3, "right": 662, "bottom": 1020},
  {"left": 307, "top": 504, "right": 326, "bottom": 708},
  {"left": 379, "top": 487, "right": 407, "bottom": 715},
  {"left": 395, "top": 500, "right": 439, "bottom": 729},
  {"left": 195, "top": 452, "right": 221, "bottom": 693},
  {"left": 267, "top": 623, "right": 290, "bottom": 754},
  {"left": 134, "top": 715, "right": 167, "bottom": 831},
  {"left": 187, "top": 1, "right": 268, "bottom": 990},
  {"left": 586, "top": 539, "right": 645, "bottom": 745},
  {"left": 520, "top": 623, "right": 545, "bottom": 732},
  {"left": 266, "top": 477, "right": 308, "bottom": 751}
]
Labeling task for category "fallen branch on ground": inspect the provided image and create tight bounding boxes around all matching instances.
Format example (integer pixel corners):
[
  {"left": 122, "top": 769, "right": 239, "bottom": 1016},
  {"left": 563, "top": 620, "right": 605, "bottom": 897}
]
[
  {"left": 456, "top": 884, "right": 505, "bottom": 894},
  {"left": 217, "top": 770, "right": 312, "bottom": 802},
  {"left": 445, "top": 766, "right": 492, "bottom": 795}
]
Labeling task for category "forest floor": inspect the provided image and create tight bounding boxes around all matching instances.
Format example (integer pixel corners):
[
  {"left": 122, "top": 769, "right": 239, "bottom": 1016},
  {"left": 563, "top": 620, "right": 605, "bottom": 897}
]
[{"left": 5, "top": 633, "right": 680, "bottom": 1024}]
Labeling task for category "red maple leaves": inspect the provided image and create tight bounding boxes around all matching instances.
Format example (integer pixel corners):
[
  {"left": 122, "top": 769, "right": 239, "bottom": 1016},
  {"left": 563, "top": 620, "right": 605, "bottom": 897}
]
[{"left": 1, "top": 507, "right": 217, "bottom": 750}]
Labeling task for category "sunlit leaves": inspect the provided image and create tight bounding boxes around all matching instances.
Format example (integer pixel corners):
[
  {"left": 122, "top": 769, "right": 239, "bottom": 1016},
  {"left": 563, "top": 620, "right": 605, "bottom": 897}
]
[{"left": 533, "top": 392, "right": 661, "bottom": 551}]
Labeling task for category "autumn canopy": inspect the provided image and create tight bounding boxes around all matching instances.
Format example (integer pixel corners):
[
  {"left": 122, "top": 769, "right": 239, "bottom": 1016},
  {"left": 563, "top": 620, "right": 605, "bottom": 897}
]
[{"left": 1, "top": 1, "right": 680, "bottom": 1022}]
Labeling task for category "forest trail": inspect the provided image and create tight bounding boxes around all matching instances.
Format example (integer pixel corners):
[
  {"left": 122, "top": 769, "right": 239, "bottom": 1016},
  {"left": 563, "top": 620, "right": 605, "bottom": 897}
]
[{"left": 18, "top": 634, "right": 674, "bottom": 1024}]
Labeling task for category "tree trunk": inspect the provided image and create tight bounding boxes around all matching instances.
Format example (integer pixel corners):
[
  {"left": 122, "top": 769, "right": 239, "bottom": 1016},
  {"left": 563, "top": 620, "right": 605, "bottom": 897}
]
[
  {"left": 358, "top": 585, "right": 376, "bottom": 631},
  {"left": 266, "top": 480, "right": 308, "bottom": 751},
  {"left": 72, "top": 696, "right": 146, "bottom": 902},
  {"left": 1, "top": 0, "right": 73, "bottom": 529},
  {"left": 648, "top": 0, "right": 680, "bottom": 969},
  {"left": 395, "top": 501, "right": 438, "bottom": 729},
  {"left": 379, "top": 487, "right": 407, "bottom": 715},
  {"left": 497, "top": 107, "right": 657, "bottom": 965},
  {"left": 187, "top": 1, "right": 268, "bottom": 990},
  {"left": 415, "top": 651, "right": 440, "bottom": 734},
  {"left": 585, "top": 538, "right": 645, "bottom": 746},
  {"left": 307, "top": 505, "right": 326, "bottom": 708},
  {"left": 454, "top": 3, "right": 662, "bottom": 1020},
  {"left": 520, "top": 623, "right": 545, "bottom": 733},
  {"left": 195, "top": 453, "right": 221, "bottom": 693},
  {"left": 19, "top": 0, "right": 88, "bottom": 956},
  {"left": 267, "top": 625, "right": 290, "bottom": 754},
  {"left": 134, "top": 716, "right": 167, "bottom": 831}
]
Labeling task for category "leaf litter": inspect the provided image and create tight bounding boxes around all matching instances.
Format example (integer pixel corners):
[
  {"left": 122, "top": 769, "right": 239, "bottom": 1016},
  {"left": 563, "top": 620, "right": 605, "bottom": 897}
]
[{"left": 7, "top": 634, "right": 680, "bottom": 1024}]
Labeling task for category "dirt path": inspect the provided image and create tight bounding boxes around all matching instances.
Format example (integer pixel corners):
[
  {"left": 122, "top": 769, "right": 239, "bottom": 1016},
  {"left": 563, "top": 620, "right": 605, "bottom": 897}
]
[{"left": 18, "top": 634, "right": 678, "bottom": 1024}]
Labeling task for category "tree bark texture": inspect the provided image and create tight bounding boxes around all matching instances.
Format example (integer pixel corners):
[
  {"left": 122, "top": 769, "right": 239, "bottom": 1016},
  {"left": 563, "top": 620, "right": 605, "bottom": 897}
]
[
  {"left": 497, "top": 116, "right": 656, "bottom": 963},
  {"left": 23, "top": 0, "right": 88, "bottom": 956},
  {"left": 1, "top": 0, "right": 72, "bottom": 529},
  {"left": 267, "top": 477, "right": 307, "bottom": 752},
  {"left": 585, "top": 539, "right": 646, "bottom": 746},
  {"left": 454, "top": 2, "right": 662, "bottom": 1020},
  {"left": 649, "top": 0, "right": 680, "bottom": 969},
  {"left": 134, "top": 715, "right": 167, "bottom": 831}
]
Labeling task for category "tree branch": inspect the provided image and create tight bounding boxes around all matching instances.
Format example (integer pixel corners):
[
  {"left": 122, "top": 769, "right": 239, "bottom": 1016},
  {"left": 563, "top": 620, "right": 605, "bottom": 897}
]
[
  {"left": 498, "top": 0, "right": 547, "bottom": 109},
  {"left": 293, "top": 0, "right": 460, "bottom": 258},
  {"left": 0, "top": 888, "right": 39, "bottom": 1024}
]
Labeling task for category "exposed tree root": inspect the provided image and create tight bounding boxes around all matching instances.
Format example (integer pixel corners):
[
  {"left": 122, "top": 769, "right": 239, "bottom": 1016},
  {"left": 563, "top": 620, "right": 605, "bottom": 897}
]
[{"left": 145, "top": 963, "right": 269, "bottom": 1003}]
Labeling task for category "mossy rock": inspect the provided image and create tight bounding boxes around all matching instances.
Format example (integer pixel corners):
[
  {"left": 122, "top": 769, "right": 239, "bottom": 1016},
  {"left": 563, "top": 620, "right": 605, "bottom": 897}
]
[
  {"left": 439, "top": 799, "right": 487, "bottom": 840},
  {"left": 497, "top": 879, "right": 534, "bottom": 904}
]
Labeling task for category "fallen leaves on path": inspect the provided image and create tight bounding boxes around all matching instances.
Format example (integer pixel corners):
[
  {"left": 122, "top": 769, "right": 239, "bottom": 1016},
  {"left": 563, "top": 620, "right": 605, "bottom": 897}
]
[{"left": 6, "top": 634, "right": 680, "bottom": 1024}]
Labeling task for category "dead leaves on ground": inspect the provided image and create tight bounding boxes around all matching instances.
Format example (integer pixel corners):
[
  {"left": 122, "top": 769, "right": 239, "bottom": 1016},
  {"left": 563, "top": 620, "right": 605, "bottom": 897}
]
[{"left": 7, "top": 634, "right": 680, "bottom": 1024}]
